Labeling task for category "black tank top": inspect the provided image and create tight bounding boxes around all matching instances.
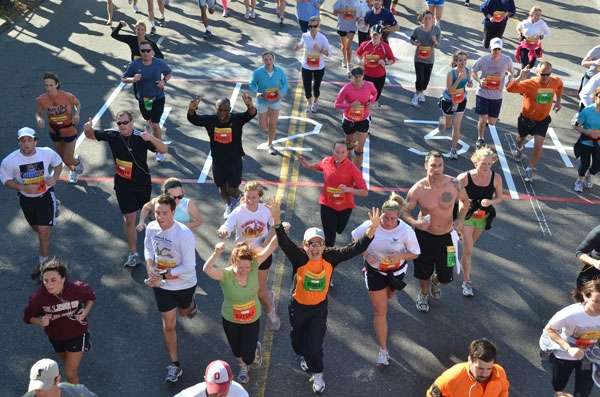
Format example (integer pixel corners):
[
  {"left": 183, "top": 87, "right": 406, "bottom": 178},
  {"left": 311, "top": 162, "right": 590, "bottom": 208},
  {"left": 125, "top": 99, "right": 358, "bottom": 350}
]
[{"left": 465, "top": 171, "right": 495, "bottom": 201}]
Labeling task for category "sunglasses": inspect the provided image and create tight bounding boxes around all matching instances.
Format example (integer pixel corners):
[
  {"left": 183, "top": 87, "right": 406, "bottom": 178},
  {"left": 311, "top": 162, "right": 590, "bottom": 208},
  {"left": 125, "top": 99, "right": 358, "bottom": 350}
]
[
  {"left": 116, "top": 120, "right": 131, "bottom": 126},
  {"left": 140, "top": 48, "right": 152, "bottom": 53},
  {"left": 172, "top": 194, "right": 184, "bottom": 200},
  {"left": 306, "top": 241, "right": 324, "bottom": 248},
  {"left": 309, "top": 25, "right": 319, "bottom": 28},
  {"left": 539, "top": 73, "right": 551, "bottom": 77}
]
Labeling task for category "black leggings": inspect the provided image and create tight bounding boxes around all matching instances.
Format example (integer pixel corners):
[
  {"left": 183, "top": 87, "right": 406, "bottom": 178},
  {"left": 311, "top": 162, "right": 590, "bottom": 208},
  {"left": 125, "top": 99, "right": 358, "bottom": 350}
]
[
  {"left": 578, "top": 144, "right": 600, "bottom": 177},
  {"left": 320, "top": 204, "right": 352, "bottom": 247},
  {"left": 365, "top": 74, "right": 386, "bottom": 101},
  {"left": 550, "top": 354, "right": 594, "bottom": 396},
  {"left": 519, "top": 47, "right": 541, "bottom": 69},
  {"left": 414, "top": 62, "right": 433, "bottom": 92},
  {"left": 301, "top": 67, "right": 325, "bottom": 100},
  {"left": 222, "top": 317, "right": 260, "bottom": 365}
]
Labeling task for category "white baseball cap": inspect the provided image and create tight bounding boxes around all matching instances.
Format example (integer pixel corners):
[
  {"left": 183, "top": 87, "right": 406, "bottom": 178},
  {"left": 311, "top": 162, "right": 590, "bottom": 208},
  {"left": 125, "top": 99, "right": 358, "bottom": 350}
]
[
  {"left": 28, "top": 358, "right": 59, "bottom": 391},
  {"left": 17, "top": 127, "right": 37, "bottom": 140}
]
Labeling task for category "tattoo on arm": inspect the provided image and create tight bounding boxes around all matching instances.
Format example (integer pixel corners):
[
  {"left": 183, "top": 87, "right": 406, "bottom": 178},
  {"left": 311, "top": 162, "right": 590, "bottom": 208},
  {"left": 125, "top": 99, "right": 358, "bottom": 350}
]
[{"left": 451, "top": 177, "right": 463, "bottom": 192}]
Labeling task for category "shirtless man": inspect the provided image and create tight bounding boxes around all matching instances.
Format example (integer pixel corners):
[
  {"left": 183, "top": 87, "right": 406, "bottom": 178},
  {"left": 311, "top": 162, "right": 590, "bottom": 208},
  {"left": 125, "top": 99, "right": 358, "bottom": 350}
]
[{"left": 402, "top": 150, "right": 470, "bottom": 313}]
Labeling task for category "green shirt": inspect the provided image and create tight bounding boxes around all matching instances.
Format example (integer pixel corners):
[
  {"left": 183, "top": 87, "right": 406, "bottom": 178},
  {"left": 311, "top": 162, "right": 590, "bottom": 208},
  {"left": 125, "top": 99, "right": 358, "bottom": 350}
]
[{"left": 220, "top": 258, "right": 261, "bottom": 324}]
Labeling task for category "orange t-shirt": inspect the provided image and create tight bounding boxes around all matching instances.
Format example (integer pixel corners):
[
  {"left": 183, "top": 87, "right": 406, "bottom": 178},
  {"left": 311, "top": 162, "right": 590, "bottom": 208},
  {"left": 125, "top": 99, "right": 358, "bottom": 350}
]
[
  {"left": 506, "top": 76, "right": 563, "bottom": 121},
  {"left": 37, "top": 91, "right": 78, "bottom": 136}
]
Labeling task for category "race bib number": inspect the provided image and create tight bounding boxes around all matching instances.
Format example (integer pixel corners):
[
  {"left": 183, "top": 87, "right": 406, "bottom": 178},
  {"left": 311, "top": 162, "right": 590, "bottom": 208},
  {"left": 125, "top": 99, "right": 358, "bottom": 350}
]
[
  {"left": 366, "top": 54, "right": 380, "bottom": 67},
  {"left": 484, "top": 75, "right": 501, "bottom": 90},
  {"left": 472, "top": 209, "right": 486, "bottom": 219},
  {"left": 307, "top": 54, "right": 321, "bottom": 68},
  {"left": 451, "top": 89, "right": 465, "bottom": 104},
  {"left": 214, "top": 127, "right": 232, "bottom": 144},
  {"left": 536, "top": 88, "right": 553, "bottom": 104},
  {"left": 265, "top": 88, "right": 279, "bottom": 102},
  {"left": 446, "top": 245, "right": 456, "bottom": 268},
  {"left": 115, "top": 158, "right": 133, "bottom": 180},
  {"left": 348, "top": 105, "right": 365, "bottom": 122},
  {"left": 49, "top": 115, "right": 69, "bottom": 125},
  {"left": 326, "top": 187, "right": 346, "bottom": 205},
  {"left": 492, "top": 10, "right": 504, "bottom": 22},
  {"left": 417, "top": 46, "right": 431, "bottom": 59},
  {"left": 526, "top": 37, "right": 539, "bottom": 45},
  {"left": 343, "top": 7, "right": 356, "bottom": 20},
  {"left": 232, "top": 300, "right": 257, "bottom": 322},
  {"left": 378, "top": 257, "right": 401, "bottom": 272},
  {"left": 303, "top": 270, "right": 326, "bottom": 292}
]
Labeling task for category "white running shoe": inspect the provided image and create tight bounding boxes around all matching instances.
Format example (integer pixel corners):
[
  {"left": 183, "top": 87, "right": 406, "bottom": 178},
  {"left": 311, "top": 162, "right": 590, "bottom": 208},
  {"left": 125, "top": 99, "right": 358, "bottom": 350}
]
[
  {"left": 377, "top": 348, "right": 389, "bottom": 366},
  {"left": 310, "top": 373, "right": 325, "bottom": 394}
]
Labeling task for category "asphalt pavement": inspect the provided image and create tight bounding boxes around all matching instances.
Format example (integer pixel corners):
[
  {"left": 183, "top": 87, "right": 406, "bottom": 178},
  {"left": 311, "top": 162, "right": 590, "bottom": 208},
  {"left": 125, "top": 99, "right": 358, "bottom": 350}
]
[{"left": 1, "top": 0, "right": 600, "bottom": 395}]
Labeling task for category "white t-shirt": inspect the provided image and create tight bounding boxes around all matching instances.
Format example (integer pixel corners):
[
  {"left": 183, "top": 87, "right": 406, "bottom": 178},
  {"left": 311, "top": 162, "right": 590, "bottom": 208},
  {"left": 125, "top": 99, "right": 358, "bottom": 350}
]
[
  {"left": 0, "top": 147, "right": 62, "bottom": 198},
  {"left": 173, "top": 381, "right": 248, "bottom": 397},
  {"left": 144, "top": 220, "right": 197, "bottom": 290},
  {"left": 219, "top": 204, "right": 274, "bottom": 248},
  {"left": 299, "top": 31, "right": 331, "bottom": 70},
  {"left": 546, "top": 302, "right": 600, "bottom": 360},
  {"left": 351, "top": 220, "right": 420, "bottom": 275}
]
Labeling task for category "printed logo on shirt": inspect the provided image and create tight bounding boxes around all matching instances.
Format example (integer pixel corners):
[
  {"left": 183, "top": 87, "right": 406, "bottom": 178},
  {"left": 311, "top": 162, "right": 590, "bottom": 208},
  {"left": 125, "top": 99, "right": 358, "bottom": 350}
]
[
  {"left": 241, "top": 219, "right": 267, "bottom": 239},
  {"left": 153, "top": 236, "right": 179, "bottom": 279},
  {"left": 20, "top": 161, "right": 46, "bottom": 194}
]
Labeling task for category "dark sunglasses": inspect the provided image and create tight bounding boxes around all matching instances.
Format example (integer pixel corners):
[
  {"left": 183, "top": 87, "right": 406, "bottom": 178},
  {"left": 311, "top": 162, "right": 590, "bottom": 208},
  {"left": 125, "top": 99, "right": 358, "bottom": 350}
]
[
  {"left": 309, "top": 25, "right": 319, "bottom": 28},
  {"left": 172, "top": 194, "right": 184, "bottom": 200},
  {"left": 140, "top": 48, "right": 152, "bottom": 53},
  {"left": 539, "top": 73, "right": 551, "bottom": 77},
  {"left": 116, "top": 120, "right": 131, "bottom": 126},
  {"left": 306, "top": 241, "right": 324, "bottom": 248}
]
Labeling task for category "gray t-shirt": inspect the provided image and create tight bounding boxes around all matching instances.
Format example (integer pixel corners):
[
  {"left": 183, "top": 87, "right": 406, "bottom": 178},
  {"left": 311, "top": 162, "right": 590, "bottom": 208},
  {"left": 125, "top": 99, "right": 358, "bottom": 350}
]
[
  {"left": 472, "top": 54, "right": 514, "bottom": 100},
  {"left": 23, "top": 383, "right": 98, "bottom": 397},
  {"left": 333, "top": 0, "right": 364, "bottom": 32},
  {"left": 584, "top": 45, "right": 600, "bottom": 78},
  {"left": 411, "top": 25, "right": 441, "bottom": 65}
]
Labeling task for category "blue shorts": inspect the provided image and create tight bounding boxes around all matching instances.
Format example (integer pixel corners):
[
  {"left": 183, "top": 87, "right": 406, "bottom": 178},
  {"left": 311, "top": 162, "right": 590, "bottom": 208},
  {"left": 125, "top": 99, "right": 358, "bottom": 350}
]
[
  {"left": 425, "top": 0, "right": 445, "bottom": 5},
  {"left": 257, "top": 101, "right": 281, "bottom": 114},
  {"left": 475, "top": 95, "right": 502, "bottom": 118}
]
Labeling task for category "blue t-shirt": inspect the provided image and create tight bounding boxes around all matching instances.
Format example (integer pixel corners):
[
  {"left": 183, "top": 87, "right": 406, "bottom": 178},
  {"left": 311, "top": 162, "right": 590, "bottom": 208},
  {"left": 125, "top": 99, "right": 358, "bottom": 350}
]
[
  {"left": 123, "top": 58, "right": 172, "bottom": 100},
  {"left": 577, "top": 105, "right": 600, "bottom": 147}
]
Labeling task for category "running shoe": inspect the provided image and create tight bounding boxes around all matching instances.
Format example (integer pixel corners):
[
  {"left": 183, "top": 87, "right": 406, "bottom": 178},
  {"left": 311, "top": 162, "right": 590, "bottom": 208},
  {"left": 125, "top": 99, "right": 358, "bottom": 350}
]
[
  {"left": 133, "top": 5, "right": 140, "bottom": 12},
  {"left": 69, "top": 170, "right": 78, "bottom": 184},
  {"left": 150, "top": 26, "right": 156, "bottom": 35},
  {"left": 223, "top": 202, "right": 235, "bottom": 218},
  {"left": 187, "top": 297, "right": 198, "bottom": 318},
  {"left": 513, "top": 148, "right": 522, "bottom": 162},
  {"left": 430, "top": 275, "right": 441, "bottom": 299},
  {"left": 438, "top": 116, "right": 446, "bottom": 132},
  {"left": 267, "top": 311, "right": 281, "bottom": 331},
  {"left": 416, "top": 291, "right": 429, "bottom": 313},
  {"left": 462, "top": 281, "right": 473, "bottom": 297},
  {"left": 250, "top": 11, "right": 256, "bottom": 18},
  {"left": 155, "top": 152, "right": 165, "bottom": 162},
  {"left": 311, "top": 101, "right": 319, "bottom": 113},
  {"left": 251, "top": 342, "right": 263, "bottom": 369},
  {"left": 237, "top": 364, "right": 249, "bottom": 384},
  {"left": 411, "top": 93, "right": 419, "bottom": 107},
  {"left": 222, "top": 9, "right": 228, "bottom": 17},
  {"left": 524, "top": 168, "right": 533, "bottom": 183},
  {"left": 418, "top": 92, "right": 426, "bottom": 103},
  {"left": 155, "top": 17, "right": 165, "bottom": 27},
  {"left": 305, "top": 104, "right": 311, "bottom": 114},
  {"left": 341, "top": 60, "right": 347, "bottom": 68},
  {"left": 585, "top": 171, "right": 594, "bottom": 188},
  {"left": 268, "top": 144, "right": 276, "bottom": 155},
  {"left": 377, "top": 348, "right": 389, "bottom": 366},
  {"left": 165, "top": 363, "right": 183, "bottom": 383},
  {"left": 74, "top": 155, "right": 84, "bottom": 174},
  {"left": 464, "top": 0, "right": 470, "bottom": 5},
  {"left": 476, "top": 138, "right": 484, "bottom": 149},
  {"left": 450, "top": 148, "right": 458, "bottom": 160},
  {"left": 300, "top": 357, "right": 309, "bottom": 372},
  {"left": 279, "top": 16, "right": 284, "bottom": 24},
  {"left": 574, "top": 179, "right": 584, "bottom": 193},
  {"left": 124, "top": 252, "right": 141, "bottom": 267},
  {"left": 310, "top": 372, "right": 325, "bottom": 394},
  {"left": 244, "top": 10, "right": 250, "bottom": 19},
  {"left": 203, "top": 30, "right": 212, "bottom": 39}
]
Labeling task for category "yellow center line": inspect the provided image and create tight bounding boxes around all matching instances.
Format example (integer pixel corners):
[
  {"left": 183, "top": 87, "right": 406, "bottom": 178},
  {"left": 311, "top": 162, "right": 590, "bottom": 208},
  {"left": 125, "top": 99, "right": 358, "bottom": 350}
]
[{"left": 253, "top": 74, "right": 307, "bottom": 395}]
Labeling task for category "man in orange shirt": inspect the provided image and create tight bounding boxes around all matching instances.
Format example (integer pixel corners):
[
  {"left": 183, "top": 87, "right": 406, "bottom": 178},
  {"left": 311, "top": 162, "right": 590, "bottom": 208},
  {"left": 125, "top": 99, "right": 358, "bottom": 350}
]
[
  {"left": 506, "top": 60, "right": 563, "bottom": 183},
  {"left": 427, "top": 338, "right": 510, "bottom": 397}
]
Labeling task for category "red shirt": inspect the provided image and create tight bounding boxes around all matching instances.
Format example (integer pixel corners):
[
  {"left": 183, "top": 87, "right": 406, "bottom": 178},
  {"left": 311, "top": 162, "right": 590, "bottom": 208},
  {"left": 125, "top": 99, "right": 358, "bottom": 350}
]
[
  {"left": 356, "top": 40, "right": 395, "bottom": 78},
  {"left": 317, "top": 156, "right": 367, "bottom": 211}
]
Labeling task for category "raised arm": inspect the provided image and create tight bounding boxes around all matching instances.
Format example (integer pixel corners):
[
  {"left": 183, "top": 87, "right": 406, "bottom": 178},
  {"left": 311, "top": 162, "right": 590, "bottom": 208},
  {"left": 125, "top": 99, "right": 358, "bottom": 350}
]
[{"left": 203, "top": 242, "right": 226, "bottom": 281}]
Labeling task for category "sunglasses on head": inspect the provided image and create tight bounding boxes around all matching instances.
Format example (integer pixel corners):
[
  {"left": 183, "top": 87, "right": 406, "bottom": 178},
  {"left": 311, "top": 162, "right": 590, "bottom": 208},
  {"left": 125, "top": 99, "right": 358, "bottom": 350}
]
[
  {"left": 306, "top": 241, "right": 324, "bottom": 248},
  {"left": 172, "top": 194, "right": 184, "bottom": 200},
  {"left": 116, "top": 120, "right": 131, "bottom": 126},
  {"left": 140, "top": 48, "right": 152, "bottom": 53}
]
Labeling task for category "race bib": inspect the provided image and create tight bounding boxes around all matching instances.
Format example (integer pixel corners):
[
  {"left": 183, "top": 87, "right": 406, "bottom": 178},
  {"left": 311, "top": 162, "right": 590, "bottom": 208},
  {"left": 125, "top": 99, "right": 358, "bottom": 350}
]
[
  {"left": 366, "top": 54, "right": 380, "bottom": 67},
  {"left": 348, "top": 105, "right": 365, "bottom": 122},
  {"left": 526, "top": 37, "right": 539, "bottom": 45},
  {"left": 115, "top": 158, "right": 133, "bottom": 180},
  {"left": 233, "top": 300, "right": 257, "bottom": 323},
  {"left": 446, "top": 245, "right": 456, "bottom": 268},
  {"left": 303, "top": 269, "right": 326, "bottom": 292},
  {"left": 417, "top": 46, "right": 431, "bottom": 59},
  {"left": 214, "top": 127, "right": 232, "bottom": 144},
  {"left": 472, "top": 209, "right": 486, "bottom": 219},
  {"left": 536, "top": 88, "right": 553, "bottom": 104},
  {"left": 142, "top": 97, "right": 155, "bottom": 111},
  {"left": 307, "top": 54, "right": 321, "bottom": 68},
  {"left": 451, "top": 89, "right": 465, "bottom": 104},
  {"left": 484, "top": 75, "right": 501, "bottom": 90},
  {"left": 492, "top": 10, "right": 504, "bottom": 22},
  {"left": 343, "top": 7, "right": 356, "bottom": 20},
  {"left": 378, "top": 257, "right": 401, "bottom": 272},
  {"left": 265, "top": 88, "right": 279, "bottom": 102},
  {"left": 49, "top": 115, "right": 69, "bottom": 125},
  {"left": 326, "top": 186, "right": 346, "bottom": 205}
]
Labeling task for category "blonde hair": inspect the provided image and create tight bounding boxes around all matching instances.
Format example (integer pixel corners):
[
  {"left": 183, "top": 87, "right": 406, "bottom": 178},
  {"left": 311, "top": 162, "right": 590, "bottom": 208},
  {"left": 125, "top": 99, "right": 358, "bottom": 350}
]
[
  {"left": 134, "top": 20, "right": 147, "bottom": 30},
  {"left": 529, "top": 6, "right": 542, "bottom": 18},
  {"left": 451, "top": 50, "right": 468, "bottom": 68},
  {"left": 471, "top": 145, "right": 498, "bottom": 164},
  {"left": 381, "top": 192, "right": 406, "bottom": 214},
  {"left": 243, "top": 181, "right": 264, "bottom": 197}
]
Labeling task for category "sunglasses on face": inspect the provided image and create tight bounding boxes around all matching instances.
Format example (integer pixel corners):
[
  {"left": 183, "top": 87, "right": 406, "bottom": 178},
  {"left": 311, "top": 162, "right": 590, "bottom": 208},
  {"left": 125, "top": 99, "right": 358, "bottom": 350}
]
[
  {"left": 140, "top": 48, "right": 152, "bottom": 53},
  {"left": 172, "top": 194, "right": 184, "bottom": 200},
  {"left": 539, "top": 72, "right": 551, "bottom": 77},
  {"left": 116, "top": 120, "right": 131, "bottom": 126},
  {"left": 306, "top": 241, "right": 324, "bottom": 248},
  {"left": 309, "top": 25, "right": 319, "bottom": 28}
]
